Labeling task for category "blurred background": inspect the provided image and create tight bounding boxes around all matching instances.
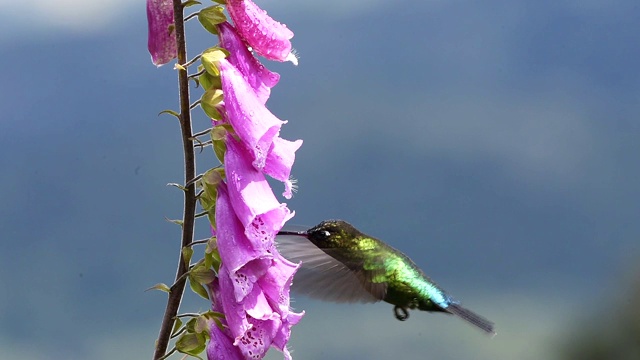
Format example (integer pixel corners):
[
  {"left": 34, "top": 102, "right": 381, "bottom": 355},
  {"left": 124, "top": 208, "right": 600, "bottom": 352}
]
[{"left": 1, "top": 0, "right": 639, "bottom": 359}]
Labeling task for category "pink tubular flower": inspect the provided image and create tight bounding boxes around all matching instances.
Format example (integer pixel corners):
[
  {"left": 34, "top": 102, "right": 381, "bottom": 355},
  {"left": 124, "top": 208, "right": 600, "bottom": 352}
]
[
  {"left": 218, "top": 58, "right": 284, "bottom": 169},
  {"left": 213, "top": 182, "right": 304, "bottom": 359},
  {"left": 226, "top": 0, "right": 297, "bottom": 64},
  {"left": 207, "top": 277, "right": 249, "bottom": 360},
  {"left": 224, "top": 137, "right": 294, "bottom": 250},
  {"left": 214, "top": 171, "right": 270, "bottom": 274},
  {"left": 146, "top": 0, "right": 177, "bottom": 66},
  {"left": 217, "top": 59, "right": 303, "bottom": 196},
  {"left": 218, "top": 22, "right": 280, "bottom": 104}
]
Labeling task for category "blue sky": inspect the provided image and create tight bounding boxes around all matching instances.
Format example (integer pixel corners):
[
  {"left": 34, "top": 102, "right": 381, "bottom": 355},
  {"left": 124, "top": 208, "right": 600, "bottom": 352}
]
[{"left": 1, "top": 0, "right": 639, "bottom": 359}]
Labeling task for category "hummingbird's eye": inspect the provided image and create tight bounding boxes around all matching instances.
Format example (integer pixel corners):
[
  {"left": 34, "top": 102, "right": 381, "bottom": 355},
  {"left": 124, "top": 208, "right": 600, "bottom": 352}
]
[{"left": 311, "top": 229, "right": 331, "bottom": 239}]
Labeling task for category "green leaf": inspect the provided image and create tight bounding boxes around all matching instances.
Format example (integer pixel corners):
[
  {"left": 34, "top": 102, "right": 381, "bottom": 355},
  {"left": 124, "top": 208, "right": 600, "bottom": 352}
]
[
  {"left": 206, "top": 251, "right": 221, "bottom": 273},
  {"left": 205, "top": 237, "right": 218, "bottom": 254},
  {"left": 189, "top": 276, "right": 210, "bottom": 300},
  {"left": 207, "top": 212, "right": 216, "bottom": 230},
  {"left": 165, "top": 217, "right": 184, "bottom": 226},
  {"left": 212, "top": 139, "right": 227, "bottom": 163},
  {"left": 172, "top": 317, "right": 184, "bottom": 337},
  {"left": 203, "top": 252, "right": 213, "bottom": 271},
  {"left": 183, "top": 0, "right": 201, "bottom": 7},
  {"left": 175, "top": 332, "right": 206, "bottom": 358},
  {"left": 201, "top": 48, "right": 228, "bottom": 76},
  {"left": 158, "top": 109, "right": 180, "bottom": 118},
  {"left": 145, "top": 283, "right": 171, "bottom": 293},
  {"left": 198, "top": 193, "right": 215, "bottom": 211},
  {"left": 201, "top": 310, "right": 224, "bottom": 320},
  {"left": 202, "top": 168, "right": 223, "bottom": 197},
  {"left": 185, "top": 317, "right": 197, "bottom": 332},
  {"left": 167, "top": 182, "right": 187, "bottom": 191},
  {"left": 182, "top": 247, "right": 194, "bottom": 266},
  {"left": 210, "top": 124, "right": 233, "bottom": 140},
  {"left": 210, "top": 124, "right": 233, "bottom": 162},
  {"left": 214, "top": 167, "right": 225, "bottom": 178},
  {"left": 200, "top": 89, "right": 224, "bottom": 120},
  {"left": 199, "top": 71, "right": 215, "bottom": 91},
  {"left": 204, "top": 239, "right": 221, "bottom": 272},
  {"left": 194, "top": 314, "right": 209, "bottom": 335},
  {"left": 198, "top": 6, "right": 226, "bottom": 35},
  {"left": 198, "top": 168, "right": 225, "bottom": 229},
  {"left": 191, "top": 267, "right": 216, "bottom": 285},
  {"left": 212, "top": 0, "right": 226, "bottom": 5}
]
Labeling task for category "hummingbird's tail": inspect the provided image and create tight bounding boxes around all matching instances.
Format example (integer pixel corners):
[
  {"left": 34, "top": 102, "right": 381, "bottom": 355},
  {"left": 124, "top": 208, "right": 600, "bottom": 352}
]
[{"left": 445, "top": 303, "right": 496, "bottom": 336}]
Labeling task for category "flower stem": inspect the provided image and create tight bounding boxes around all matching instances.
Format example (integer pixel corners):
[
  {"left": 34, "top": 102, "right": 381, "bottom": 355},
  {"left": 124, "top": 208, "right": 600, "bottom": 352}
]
[{"left": 153, "top": 1, "right": 197, "bottom": 359}]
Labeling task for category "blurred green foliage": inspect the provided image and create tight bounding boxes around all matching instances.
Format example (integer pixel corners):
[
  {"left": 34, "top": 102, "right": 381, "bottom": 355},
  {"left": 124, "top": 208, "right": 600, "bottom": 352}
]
[{"left": 561, "top": 269, "right": 640, "bottom": 360}]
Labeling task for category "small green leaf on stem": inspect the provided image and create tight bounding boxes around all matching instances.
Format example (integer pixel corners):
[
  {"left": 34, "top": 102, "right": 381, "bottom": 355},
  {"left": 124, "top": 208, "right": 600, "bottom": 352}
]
[
  {"left": 191, "top": 266, "right": 216, "bottom": 285},
  {"left": 199, "top": 71, "right": 218, "bottom": 91},
  {"left": 167, "top": 182, "right": 187, "bottom": 191},
  {"left": 183, "top": 0, "right": 202, "bottom": 7},
  {"left": 175, "top": 332, "right": 206, "bottom": 358},
  {"left": 201, "top": 47, "right": 228, "bottom": 76},
  {"left": 171, "top": 317, "right": 184, "bottom": 337},
  {"left": 165, "top": 217, "right": 184, "bottom": 226},
  {"left": 211, "top": 124, "right": 233, "bottom": 162},
  {"left": 194, "top": 314, "right": 209, "bottom": 334},
  {"left": 146, "top": 283, "right": 171, "bottom": 293},
  {"left": 204, "top": 247, "right": 221, "bottom": 272},
  {"left": 198, "top": 6, "right": 226, "bottom": 35},
  {"left": 182, "top": 246, "right": 194, "bottom": 266},
  {"left": 158, "top": 109, "right": 180, "bottom": 118},
  {"left": 189, "top": 277, "right": 210, "bottom": 300},
  {"left": 200, "top": 88, "right": 224, "bottom": 120}
]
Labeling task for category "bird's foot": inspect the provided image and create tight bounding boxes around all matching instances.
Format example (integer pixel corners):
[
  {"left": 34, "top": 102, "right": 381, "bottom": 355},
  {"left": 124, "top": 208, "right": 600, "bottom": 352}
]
[{"left": 394, "top": 306, "right": 409, "bottom": 321}]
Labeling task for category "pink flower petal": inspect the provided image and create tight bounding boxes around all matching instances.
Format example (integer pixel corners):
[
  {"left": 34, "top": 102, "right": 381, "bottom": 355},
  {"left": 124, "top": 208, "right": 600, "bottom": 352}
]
[
  {"left": 146, "top": 0, "right": 177, "bottom": 66},
  {"left": 216, "top": 183, "right": 267, "bottom": 273},
  {"left": 218, "top": 265, "right": 253, "bottom": 341},
  {"left": 224, "top": 137, "right": 294, "bottom": 251},
  {"left": 226, "top": 0, "right": 296, "bottom": 63},
  {"left": 231, "top": 258, "right": 271, "bottom": 302},
  {"left": 264, "top": 137, "right": 303, "bottom": 199},
  {"left": 218, "top": 22, "right": 280, "bottom": 104},
  {"left": 259, "top": 254, "right": 295, "bottom": 315},
  {"left": 271, "top": 312, "right": 304, "bottom": 360},
  {"left": 236, "top": 317, "right": 280, "bottom": 359},
  {"left": 207, "top": 322, "right": 244, "bottom": 360},
  {"left": 219, "top": 59, "right": 285, "bottom": 169},
  {"left": 243, "top": 287, "right": 278, "bottom": 322},
  {"left": 219, "top": 265, "right": 279, "bottom": 359}
]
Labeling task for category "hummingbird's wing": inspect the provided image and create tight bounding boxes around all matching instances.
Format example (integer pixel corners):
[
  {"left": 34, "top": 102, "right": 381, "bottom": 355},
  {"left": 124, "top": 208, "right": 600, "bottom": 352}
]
[{"left": 276, "top": 235, "right": 386, "bottom": 303}]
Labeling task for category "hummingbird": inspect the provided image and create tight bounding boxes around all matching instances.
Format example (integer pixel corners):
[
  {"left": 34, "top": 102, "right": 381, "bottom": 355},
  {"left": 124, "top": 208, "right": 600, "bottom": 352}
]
[{"left": 277, "top": 219, "right": 496, "bottom": 335}]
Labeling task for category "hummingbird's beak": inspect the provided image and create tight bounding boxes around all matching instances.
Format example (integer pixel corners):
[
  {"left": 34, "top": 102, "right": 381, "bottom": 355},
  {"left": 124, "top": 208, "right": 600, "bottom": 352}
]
[{"left": 277, "top": 229, "right": 308, "bottom": 237}]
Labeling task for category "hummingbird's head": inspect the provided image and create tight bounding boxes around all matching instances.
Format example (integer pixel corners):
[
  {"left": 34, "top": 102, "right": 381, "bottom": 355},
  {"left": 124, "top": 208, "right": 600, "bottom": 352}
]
[{"left": 306, "top": 220, "right": 361, "bottom": 248}]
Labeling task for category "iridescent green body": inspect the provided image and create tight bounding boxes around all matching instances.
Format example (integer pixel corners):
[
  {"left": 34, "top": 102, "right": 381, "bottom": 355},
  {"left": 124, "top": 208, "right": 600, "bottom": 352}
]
[
  {"left": 277, "top": 220, "right": 495, "bottom": 335},
  {"left": 309, "top": 221, "right": 450, "bottom": 312}
]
